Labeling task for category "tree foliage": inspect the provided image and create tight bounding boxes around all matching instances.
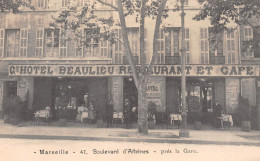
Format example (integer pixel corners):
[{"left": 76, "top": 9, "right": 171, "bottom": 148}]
[
  {"left": 0, "top": 0, "right": 34, "bottom": 13},
  {"left": 193, "top": 0, "right": 260, "bottom": 33}
]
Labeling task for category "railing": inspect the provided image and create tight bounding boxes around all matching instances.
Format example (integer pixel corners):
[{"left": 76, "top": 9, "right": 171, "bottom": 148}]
[
  {"left": 123, "top": 56, "right": 139, "bottom": 64},
  {"left": 165, "top": 56, "right": 181, "bottom": 65},
  {"left": 209, "top": 56, "right": 225, "bottom": 64}
]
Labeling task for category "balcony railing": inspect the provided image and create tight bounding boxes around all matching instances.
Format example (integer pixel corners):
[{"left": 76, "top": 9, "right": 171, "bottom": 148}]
[
  {"left": 165, "top": 56, "right": 181, "bottom": 65},
  {"left": 209, "top": 56, "right": 225, "bottom": 64},
  {"left": 123, "top": 56, "right": 139, "bottom": 64}
]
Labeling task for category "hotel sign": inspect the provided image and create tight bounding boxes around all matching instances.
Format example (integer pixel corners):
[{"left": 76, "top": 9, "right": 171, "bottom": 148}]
[{"left": 8, "top": 64, "right": 259, "bottom": 77}]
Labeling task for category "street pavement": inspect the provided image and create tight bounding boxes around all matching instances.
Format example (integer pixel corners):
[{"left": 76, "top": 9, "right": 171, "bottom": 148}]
[{"left": 0, "top": 120, "right": 260, "bottom": 146}]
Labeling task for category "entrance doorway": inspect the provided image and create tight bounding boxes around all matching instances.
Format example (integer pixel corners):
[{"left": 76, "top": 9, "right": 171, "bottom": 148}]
[
  {"left": 186, "top": 78, "right": 214, "bottom": 124},
  {"left": 5, "top": 81, "right": 17, "bottom": 97},
  {"left": 123, "top": 77, "right": 138, "bottom": 122}
]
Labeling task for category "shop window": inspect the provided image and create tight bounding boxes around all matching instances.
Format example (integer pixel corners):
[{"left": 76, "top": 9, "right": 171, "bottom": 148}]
[
  {"left": 200, "top": 28, "right": 209, "bottom": 64},
  {"left": 226, "top": 30, "right": 236, "bottom": 64}
]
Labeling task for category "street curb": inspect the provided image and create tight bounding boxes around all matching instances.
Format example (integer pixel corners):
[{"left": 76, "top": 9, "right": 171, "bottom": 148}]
[{"left": 1, "top": 134, "right": 260, "bottom": 146}]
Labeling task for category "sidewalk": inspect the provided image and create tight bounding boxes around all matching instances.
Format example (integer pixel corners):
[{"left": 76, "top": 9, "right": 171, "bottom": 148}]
[{"left": 0, "top": 120, "right": 260, "bottom": 146}]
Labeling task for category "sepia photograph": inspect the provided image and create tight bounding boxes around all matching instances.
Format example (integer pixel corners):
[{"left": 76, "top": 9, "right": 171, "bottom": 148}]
[{"left": 0, "top": 0, "right": 260, "bottom": 161}]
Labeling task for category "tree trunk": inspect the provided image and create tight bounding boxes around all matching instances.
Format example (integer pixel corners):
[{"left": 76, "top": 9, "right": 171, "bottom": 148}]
[{"left": 137, "top": 83, "right": 148, "bottom": 134}]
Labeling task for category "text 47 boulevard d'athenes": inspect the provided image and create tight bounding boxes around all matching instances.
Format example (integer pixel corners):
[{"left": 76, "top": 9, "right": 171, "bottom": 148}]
[{"left": 37, "top": 148, "right": 198, "bottom": 155}]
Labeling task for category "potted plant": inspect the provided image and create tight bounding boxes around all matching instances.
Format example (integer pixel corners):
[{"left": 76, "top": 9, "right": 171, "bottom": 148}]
[
  {"left": 147, "top": 101, "right": 157, "bottom": 129},
  {"left": 239, "top": 96, "right": 251, "bottom": 132},
  {"left": 58, "top": 107, "right": 67, "bottom": 127},
  {"left": 3, "top": 96, "right": 25, "bottom": 125}
]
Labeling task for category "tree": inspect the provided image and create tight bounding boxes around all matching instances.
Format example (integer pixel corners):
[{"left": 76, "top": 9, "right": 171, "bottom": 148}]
[
  {"left": 193, "top": 0, "right": 260, "bottom": 33},
  {"left": 51, "top": 0, "right": 181, "bottom": 134},
  {"left": 0, "top": 0, "right": 34, "bottom": 13}
]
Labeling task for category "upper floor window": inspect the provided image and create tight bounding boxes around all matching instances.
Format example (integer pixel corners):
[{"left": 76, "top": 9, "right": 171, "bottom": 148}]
[
  {"left": 62, "top": 0, "right": 70, "bottom": 8},
  {"left": 184, "top": 28, "right": 190, "bottom": 64},
  {"left": 77, "top": 0, "right": 85, "bottom": 7},
  {"left": 45, "top": 29, "right": 60, "bottom": 57},
  {"left": 200, "top": 28, "right": 208, "bottom": 64},
  {"left": 114, "top": 29, "right": 122, "bottom": 64},
  {"left": 6, "top": 29, "right": 20, "bottom": 57},
  {"left": 157, "top": 28, "right": 165, "bottom": 64},
  {"left": 84, "top": 28, "right": 99, "bottom": 57},
  {"left": 37, "top": 0, "right": 47, "bottom": 8},
  {"left": 0, "top": 29, "right": 4, "bottom": 57},
  {"left": 226, "top": 30, "right": 236, "bottom": 64},
  {"left": 5, "top": 29, "right": 28, "bottom": 58},
  {"left": 242, "top": 26, "right": 254, "bottom": 58},
  {"left": 128, "top": 28, "right": 139, "bottom": 56}
]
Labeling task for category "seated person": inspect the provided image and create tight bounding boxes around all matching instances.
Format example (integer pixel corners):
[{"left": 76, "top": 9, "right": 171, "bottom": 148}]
[{"left": 77, "top": 104, "right": 88, "bottom": 122}]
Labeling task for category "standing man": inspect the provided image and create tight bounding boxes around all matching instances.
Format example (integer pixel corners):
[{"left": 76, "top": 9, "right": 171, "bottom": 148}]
[
  {"left": 213, "top": 100, "right": 223, "bottom": 128},
  {"left": 124, "top": 99, "right": 132, "bottom": 129},
  {"left": 106, "top": 99, "right": 114, "bottom": 128}
]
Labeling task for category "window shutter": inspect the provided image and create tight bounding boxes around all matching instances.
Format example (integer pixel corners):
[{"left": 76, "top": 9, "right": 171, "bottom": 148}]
[
  {"left": 36, "top": 29, "right": 44, "bottom": 57},
  {"left": 20, "top": 28, "right": 28, "bottom": 57},
  {"left": 185, "top": 28, "right": 191, "bottom": 64},
  {"left": 200, "top": 28, "right": 209, "bottom": 64},
  {"left": 0, "top": 29, "right": 4, "bottom": 58},
  {"left": 75, "top": 28, "right": 84, "bottom": 57},
  {"left": 114, "top": 29, "right": 123, "bottom": 64},
  {"left": 59, "top": 28, "right": 67, "bottom": 57},
  {"left": 100, "top": 39, "right": 108, "bottom": 57}
]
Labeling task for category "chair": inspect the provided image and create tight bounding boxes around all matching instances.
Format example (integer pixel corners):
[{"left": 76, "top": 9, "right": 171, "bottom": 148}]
[
  {"left": 222, "top": 114, "right": 232, "bottom": 130},
  {"left": 112, "top": 112, "right": 124, "bottom": 127},
  {"left": 169, "top": 114, "right": 182, "bottom": 129},
  {"left": 32, "top": 109, "right": 51, "bottom": 125}
]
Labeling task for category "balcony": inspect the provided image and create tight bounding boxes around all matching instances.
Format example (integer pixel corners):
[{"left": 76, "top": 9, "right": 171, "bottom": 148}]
[
  {"left": 209, "top": 56, "right": 225, "bottom": 64},
  {"left": 165, "top": 56, "right": 181, "bottom": 65},
  {"left": 123, "top": 56, "right": 139, "bottom": 65}
]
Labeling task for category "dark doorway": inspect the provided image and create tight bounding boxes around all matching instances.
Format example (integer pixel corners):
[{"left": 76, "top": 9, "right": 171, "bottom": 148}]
[
  {"left": 5, "top": 81, "right": 17, "bottom": 97},
  {"left": 123, "top": 77, "right": 138, "bottom": 107}
]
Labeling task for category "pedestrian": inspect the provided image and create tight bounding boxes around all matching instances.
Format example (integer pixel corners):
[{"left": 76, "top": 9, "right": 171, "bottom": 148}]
[
  {"left": 106, "top": 99, "right": 114, "bottom": 128},
  {"left": 213, "top": 100, "right": 223, "bottom": 128},
  {"left": 124, "top": 99, "right": 132, "bottom": 129},
  {"left": 88, "top": 101, "right": 95, "bottom": 124}
]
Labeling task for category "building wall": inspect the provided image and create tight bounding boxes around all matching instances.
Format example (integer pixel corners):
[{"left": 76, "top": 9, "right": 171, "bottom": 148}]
[
  {"left": 0, "top": 81, "right": 3, "bottom": 117},
  {"left": 225, "top": 78, "right": 240, "bottom": 114},
  {"left": 146, "top": 77, "right": 166, "bottom": 113},
  {"left": 111, "top": 77, "right": 123, "bottom": 112}
]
